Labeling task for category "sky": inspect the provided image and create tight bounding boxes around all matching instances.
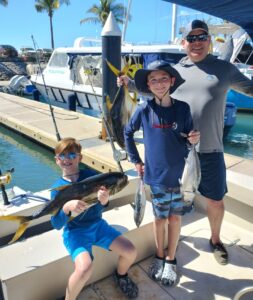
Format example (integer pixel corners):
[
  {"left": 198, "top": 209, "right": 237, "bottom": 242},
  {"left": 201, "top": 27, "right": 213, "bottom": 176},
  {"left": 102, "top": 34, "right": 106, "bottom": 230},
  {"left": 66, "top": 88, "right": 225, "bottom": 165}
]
[{"left": 0, "top": 0, "right": 222, "bottom": 51}]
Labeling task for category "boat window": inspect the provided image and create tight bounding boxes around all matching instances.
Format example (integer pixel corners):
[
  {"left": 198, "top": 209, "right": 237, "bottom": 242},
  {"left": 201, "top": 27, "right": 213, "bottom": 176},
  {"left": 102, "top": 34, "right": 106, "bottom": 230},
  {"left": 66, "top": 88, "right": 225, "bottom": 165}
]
[
  {"left": 160, "top": 53, "right": 186, "bottom": 65},
  {"left": 48, "top": 52, "right": 69, "bottom": 68},
  {"left": 71, "top": 55, "right": 102, "bottom": 86}
]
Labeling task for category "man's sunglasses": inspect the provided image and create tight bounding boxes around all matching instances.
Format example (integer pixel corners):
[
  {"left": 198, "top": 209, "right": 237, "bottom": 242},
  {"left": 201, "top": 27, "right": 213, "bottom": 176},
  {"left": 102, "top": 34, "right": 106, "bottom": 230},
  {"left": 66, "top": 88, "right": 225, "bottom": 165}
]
[
  {"left": 56, "top": 152, "right": 79, "bottom": 160},
  {"left": 186, "top": 34, "right": 209, "bottom": 43}
]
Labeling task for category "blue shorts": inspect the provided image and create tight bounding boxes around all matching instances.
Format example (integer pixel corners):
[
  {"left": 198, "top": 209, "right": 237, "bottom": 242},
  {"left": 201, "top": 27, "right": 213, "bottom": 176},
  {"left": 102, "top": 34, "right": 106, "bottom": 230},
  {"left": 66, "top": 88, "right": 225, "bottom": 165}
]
[
  {"left": 63, "top": 219, "right": 121, "bottom": 261},
  {"left": 150, "top": 185, "right": 194, "bottom": 219},
  {"left": 198, "top": 152, "right": 227, "bottom": 201}
]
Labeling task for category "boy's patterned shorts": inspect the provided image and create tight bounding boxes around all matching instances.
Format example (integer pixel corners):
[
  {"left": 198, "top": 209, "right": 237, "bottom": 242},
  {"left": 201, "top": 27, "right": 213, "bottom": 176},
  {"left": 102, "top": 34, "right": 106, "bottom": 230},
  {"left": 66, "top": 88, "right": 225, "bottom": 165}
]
[{"left": 150, "top": 185, "right": 194, "bottom": 219}]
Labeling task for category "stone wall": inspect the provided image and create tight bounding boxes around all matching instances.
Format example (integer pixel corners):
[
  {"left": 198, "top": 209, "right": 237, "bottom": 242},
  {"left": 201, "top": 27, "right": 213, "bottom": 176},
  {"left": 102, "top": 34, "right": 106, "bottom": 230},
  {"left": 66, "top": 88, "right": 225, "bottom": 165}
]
[{"left": 0, "top": 57, "right": 28, "bottom": 80}]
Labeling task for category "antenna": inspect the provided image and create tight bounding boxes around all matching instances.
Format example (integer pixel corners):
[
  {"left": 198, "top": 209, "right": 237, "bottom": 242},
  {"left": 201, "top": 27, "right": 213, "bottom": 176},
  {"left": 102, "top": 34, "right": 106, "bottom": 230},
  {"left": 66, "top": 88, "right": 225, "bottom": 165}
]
[{"left": 31, "top": 35, "right": 61, "bottom": 141}]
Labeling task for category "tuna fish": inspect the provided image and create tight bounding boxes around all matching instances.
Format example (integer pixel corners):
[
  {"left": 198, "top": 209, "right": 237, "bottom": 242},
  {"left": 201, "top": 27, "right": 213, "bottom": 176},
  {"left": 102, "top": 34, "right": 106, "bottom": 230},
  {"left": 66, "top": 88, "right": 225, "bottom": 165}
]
[
  {"left": 179, "top": 145, "right": 201, "bottom": 204},
  {"left": 0, "top": 172, "right": 128, "bottom": 244},
  {"left": 133, "top": 177, "right": 146, "bottom": 227}
]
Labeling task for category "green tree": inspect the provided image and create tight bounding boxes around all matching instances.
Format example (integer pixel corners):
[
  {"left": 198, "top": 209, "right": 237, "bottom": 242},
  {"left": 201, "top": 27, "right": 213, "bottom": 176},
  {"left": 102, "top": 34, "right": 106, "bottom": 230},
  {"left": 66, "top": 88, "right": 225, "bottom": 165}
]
[
  {"left": 35, "top": 0, "right": 70, "bottom": 50},
  {"left": 80, "top": 0, "right": 130, "bottom": 27},
  {"left": 0, "top": 1, "right": 8, "bottom": 6}
]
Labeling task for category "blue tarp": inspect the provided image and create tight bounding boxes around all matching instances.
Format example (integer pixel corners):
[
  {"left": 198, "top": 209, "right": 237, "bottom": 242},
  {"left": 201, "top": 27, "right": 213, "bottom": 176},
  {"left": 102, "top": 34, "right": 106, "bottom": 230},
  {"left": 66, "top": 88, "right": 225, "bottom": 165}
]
[{"left": 163, "top": 0, "right": 253, "bottom": 40}]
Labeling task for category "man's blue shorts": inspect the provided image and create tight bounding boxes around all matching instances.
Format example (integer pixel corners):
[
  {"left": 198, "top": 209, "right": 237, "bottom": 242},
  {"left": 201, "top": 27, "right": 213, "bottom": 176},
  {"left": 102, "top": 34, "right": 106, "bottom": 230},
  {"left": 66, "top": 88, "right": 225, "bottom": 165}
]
[
  {"left": 198, "top": 152, "right": 227, "bottom": 201},
  {"left": 150, "top": 185, "right": 194, "bottom": 219},
  {"left": 63, "top": 219, "right": 121, "bottom": 261}
]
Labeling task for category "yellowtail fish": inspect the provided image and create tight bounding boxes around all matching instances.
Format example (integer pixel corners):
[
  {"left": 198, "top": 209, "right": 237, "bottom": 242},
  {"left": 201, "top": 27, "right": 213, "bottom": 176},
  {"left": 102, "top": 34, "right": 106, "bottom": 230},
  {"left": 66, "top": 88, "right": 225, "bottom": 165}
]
[
  {"left": 0, "top": 172, "right": 128, "bottom": 244},
  {"left": 179, "top": 145, "right": 201, "bottom": 204},
  {"left": 133, "top": 177, "right": 146, "bottom": 227}
]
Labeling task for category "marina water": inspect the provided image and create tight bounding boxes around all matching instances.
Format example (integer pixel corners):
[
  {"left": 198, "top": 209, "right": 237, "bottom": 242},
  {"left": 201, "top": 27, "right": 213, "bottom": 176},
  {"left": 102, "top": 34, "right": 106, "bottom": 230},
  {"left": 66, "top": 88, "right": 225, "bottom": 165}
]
[
  {"left": 0, "top": 111, "right": 252, "bottom": 193},
  {"left": 224, "top": 111, "right": 253, "bottom": 160}
]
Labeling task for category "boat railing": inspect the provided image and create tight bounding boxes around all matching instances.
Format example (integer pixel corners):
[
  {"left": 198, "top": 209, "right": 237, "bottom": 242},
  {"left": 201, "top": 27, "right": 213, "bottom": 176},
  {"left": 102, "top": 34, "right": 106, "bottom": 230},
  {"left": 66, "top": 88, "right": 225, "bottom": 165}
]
[{"left": 233, "top": 286, "right": 253, "bottom": 300}]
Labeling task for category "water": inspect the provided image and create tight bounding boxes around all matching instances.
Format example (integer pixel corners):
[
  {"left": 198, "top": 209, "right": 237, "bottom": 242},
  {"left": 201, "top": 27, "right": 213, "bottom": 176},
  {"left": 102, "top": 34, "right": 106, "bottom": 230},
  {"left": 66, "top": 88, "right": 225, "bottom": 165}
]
[
  {"left": 0, "top": 125, "right": 61, "bottom": 193},
  {"left": 224, "top": 111, "right": 253, "bottom": 160}
]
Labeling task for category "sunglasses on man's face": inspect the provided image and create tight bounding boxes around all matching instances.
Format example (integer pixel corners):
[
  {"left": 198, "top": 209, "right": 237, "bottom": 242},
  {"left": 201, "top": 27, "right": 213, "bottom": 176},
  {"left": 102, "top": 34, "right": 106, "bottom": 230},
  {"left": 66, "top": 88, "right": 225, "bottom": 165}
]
[
  {"left": 186, "top": 34, "right": 209, "bottom": 43},
  {"left": 56, "top": 152, "right": 79, "bottom": 160}
]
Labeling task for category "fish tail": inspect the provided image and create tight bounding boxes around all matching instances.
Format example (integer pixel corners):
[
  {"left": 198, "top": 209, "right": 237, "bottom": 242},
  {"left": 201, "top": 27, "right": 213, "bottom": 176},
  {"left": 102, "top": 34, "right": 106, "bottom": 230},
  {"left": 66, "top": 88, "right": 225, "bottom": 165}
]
[
  {"left": 0, "top": 215, "right": 31, "bottom": 244},
  {"left": 106, "top": 95, "right": 113, "bottom": 111}
]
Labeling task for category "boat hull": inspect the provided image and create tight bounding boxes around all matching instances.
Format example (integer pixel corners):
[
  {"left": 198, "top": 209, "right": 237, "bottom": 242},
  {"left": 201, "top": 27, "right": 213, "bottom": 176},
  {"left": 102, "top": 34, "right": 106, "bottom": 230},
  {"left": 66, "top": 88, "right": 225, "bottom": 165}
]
[
  {"left": 227, "top": 89, "right": 253, "bottom": 112},
  {"left": 31, "top": 80, "right": 103, "bottom": 117}
]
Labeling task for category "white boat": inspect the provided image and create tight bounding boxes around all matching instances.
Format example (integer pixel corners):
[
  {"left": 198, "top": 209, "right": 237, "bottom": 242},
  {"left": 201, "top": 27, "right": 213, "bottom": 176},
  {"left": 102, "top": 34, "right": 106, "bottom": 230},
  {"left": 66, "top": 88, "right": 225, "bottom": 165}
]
[{"left": 30, "top": 38, "right": 186, "bottom": 116}]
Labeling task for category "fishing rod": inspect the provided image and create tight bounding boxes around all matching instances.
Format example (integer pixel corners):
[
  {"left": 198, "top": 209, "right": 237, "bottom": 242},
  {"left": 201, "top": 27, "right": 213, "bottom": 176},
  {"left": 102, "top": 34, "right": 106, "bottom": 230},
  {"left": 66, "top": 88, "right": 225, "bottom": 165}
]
[
  {"left": 84, "top": 67, "right": 125, "bottom": 173},
  {"left": 31, "top": 35, "right": 61, "bottom": 141}
]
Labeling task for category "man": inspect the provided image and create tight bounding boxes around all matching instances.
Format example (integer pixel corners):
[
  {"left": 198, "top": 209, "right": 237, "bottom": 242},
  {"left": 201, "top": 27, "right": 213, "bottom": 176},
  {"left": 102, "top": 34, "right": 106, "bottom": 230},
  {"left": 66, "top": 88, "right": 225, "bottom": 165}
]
[
  {"left": 172, "top": 19, "right": 253, "bottom": 265},
  {"left": 118, "top": 20, "right": 253, "bottom": 266}
]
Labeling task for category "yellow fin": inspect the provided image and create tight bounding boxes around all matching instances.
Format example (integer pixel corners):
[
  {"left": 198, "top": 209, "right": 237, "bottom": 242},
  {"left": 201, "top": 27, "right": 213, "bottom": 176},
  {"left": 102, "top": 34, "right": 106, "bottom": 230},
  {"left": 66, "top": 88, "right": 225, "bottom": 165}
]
[
  {"left": 106, "top": 60, "right": 120, "bottom": 76},
  {"left": 106, "top": 59, "right": 131, "bottom": 77},
  {"left": 106, "top": 95, "right": 113, "bottom": 111},
  {"left": 8, "top": 222, "right": 30, "bottom": 244},
  {"left": 0, "top": 215, "right": 30, "bottom": 244}
]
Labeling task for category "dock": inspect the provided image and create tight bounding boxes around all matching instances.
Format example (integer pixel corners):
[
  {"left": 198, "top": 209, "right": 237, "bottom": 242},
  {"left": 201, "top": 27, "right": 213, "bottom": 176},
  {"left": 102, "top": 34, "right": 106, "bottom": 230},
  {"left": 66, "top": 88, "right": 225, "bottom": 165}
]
[{"left": 0, "top": 93, "right": 252, "bottom": 300}]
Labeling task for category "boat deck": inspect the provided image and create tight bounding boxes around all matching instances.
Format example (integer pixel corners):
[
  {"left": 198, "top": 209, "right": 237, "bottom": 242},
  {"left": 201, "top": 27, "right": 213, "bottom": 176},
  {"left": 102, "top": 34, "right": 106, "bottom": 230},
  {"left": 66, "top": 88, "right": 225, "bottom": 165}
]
[{"left": 78, "top": 212, "right": 253, "bottom": 300}]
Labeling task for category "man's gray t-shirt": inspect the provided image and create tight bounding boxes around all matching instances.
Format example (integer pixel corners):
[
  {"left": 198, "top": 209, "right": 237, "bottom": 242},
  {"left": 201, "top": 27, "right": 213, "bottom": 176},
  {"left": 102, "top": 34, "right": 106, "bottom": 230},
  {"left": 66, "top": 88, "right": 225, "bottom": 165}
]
[{"left": 172, "top": 54, "right": 253, "bottom": 153}]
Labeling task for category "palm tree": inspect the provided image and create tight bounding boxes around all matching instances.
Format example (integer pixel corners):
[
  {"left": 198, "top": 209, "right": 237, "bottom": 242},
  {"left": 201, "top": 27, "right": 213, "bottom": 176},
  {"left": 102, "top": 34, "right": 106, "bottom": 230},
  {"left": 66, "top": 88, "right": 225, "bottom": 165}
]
[
  {"left": 80, "top": 0, "right": 130, "bottom": 27},
  {"left": 35, "top": 0, "right": 70, "bottom": 50},
  {"left": 0, "top": 1, "right": 8, "bottom": 6}
]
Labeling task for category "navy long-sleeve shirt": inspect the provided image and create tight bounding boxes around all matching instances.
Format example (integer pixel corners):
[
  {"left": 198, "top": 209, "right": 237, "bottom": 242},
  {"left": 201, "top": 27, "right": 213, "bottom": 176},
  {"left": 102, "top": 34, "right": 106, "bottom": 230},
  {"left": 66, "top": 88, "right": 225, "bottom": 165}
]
[{"left": 124, "top": 99, "right": 193, "bottom": 188}]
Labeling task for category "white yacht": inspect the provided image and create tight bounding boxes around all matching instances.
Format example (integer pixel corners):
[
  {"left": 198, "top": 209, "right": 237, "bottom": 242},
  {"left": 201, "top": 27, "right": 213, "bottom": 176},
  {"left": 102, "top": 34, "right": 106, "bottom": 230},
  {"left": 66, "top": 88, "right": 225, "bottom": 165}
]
[{"left": 30, "top": 38, "right": 186, "bottom": 116}]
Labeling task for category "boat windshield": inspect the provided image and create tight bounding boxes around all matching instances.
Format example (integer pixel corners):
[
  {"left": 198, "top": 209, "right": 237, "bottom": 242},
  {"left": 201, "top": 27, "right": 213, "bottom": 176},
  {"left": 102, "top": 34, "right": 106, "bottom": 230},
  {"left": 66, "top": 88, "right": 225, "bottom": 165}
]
[{"left": 48, "top": 52, "right": 69, "bottom": 68}]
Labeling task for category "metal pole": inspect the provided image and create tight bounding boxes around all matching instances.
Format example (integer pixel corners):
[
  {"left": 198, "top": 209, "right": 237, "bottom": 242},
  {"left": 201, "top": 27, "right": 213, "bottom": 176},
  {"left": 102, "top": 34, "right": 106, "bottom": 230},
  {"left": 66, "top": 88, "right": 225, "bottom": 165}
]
[
  {"left": 122, "top": 0, "right": 132, "bottom": 43},
  {"left": 171, "top": 4, "right": 177, "bottom": 43}
]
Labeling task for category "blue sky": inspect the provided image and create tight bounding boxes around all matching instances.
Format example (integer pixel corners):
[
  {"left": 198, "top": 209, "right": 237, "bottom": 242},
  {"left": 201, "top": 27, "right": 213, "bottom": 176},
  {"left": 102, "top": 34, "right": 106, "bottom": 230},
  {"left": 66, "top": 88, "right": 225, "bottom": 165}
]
[{"left": 0, "top": 0, "right": 222, "bottom": 51}]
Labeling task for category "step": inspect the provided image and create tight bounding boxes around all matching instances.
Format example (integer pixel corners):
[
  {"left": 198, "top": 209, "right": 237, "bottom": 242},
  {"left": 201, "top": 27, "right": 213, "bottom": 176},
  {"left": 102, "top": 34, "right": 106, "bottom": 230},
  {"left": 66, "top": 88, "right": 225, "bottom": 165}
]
[{"left": 0, "top": 201, "right": 155, "bottom": 300}]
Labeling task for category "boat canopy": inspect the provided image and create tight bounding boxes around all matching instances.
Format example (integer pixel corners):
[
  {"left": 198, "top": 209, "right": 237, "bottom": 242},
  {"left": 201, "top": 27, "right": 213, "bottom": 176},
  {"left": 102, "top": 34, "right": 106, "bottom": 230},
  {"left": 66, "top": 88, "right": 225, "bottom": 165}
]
[{"left": 163, "top": 0, "right": 253, "bottom": 40}]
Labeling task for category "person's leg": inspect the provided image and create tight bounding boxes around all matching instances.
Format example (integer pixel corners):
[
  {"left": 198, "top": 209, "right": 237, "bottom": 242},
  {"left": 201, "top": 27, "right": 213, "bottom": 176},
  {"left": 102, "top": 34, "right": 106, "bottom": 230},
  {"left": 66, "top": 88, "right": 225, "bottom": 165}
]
[
  {"left": 110, "top": 235, "right": 138, "bottom": 299},
  {"left": 160, "top": 214, "right": 181, "bottom": 286},
  {"left": 207, "top": 198, "right": 224, "bottom": 244},
  {"left": 207, "top": 198, "right": 228, "bottom": 265},
  {"left": 153, "top": 218, "right": 167, "bottom": 258},
  {"left": 166, "top": 214, "right": 181, "bottom": 260},
  {"left": 65, "top": 252, "right": 93, "bottom": 300},
  {"left": 148, "top": 185, "right": 172, "bottom": 281},
  {"left": 110, "top": 235, "right": 137, "bottom": 274},
  {"left": 198, "top": 152, "right": 228, "bottom": 265},
  {"left": 146, "top": 218, "right": 167, "bottom": 281}
]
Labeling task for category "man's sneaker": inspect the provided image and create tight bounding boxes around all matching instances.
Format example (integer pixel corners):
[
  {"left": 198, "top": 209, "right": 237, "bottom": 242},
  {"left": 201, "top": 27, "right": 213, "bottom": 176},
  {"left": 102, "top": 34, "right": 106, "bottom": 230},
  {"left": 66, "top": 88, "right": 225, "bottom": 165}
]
[
  {"left": 209, "top": 239, "right": 228, "bottom": 265},
  {"left": 161, "top": 260, "right": 177, "bottom": 286},
  {"left": 113, "top": 271, "right": 139, "bottom": 299},
  {"left": 148, "top": 256, "right": 164, "bottom": 281}
]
